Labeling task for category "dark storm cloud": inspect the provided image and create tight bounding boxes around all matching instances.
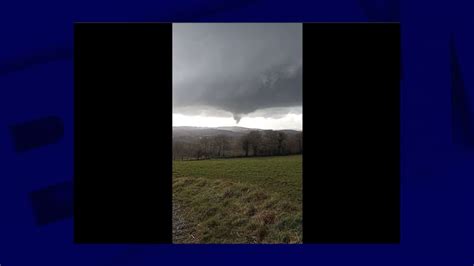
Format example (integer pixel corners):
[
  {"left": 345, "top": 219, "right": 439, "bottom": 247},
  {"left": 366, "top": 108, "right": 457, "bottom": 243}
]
[{"left": 173, "top": 23, "right": 302, "bottom": 123}]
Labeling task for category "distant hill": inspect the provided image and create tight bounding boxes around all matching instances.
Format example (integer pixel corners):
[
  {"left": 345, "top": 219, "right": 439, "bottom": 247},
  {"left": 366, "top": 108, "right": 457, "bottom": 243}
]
[
  {"left": 173, "top": 126, "right": 301, "bottom": 139},
  {"left": 215, "top": 126, "right": 256, "bottom": 133},
  {"left": 173, "top": 126, "right": 242, "bottom": 139}
]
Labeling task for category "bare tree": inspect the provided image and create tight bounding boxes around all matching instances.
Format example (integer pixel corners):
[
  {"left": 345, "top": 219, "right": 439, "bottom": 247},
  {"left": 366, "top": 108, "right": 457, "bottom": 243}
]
[
  {"left": 221, "top": 135, "right": 230, "bottom": 157},
  {"left": 247, "top": 131, "right": 262, "bottom": 156},
  {"left": 262, "top": 130, "right": 279, "bottom": 156},
  {"left": 277, "top": 132, "right": 288, "bottom": 155},
  {"left": 173, "top": 140, "right": 185, "bottom": 160},
  {"left": 198, "top": 137, "right": 212, "bottom": 159},
  {"left": 213, "top": 134, "right": 230, "bottom": 157},
  {"left": 194, "top": 141, "right": 203, "bottom": 160},
  {"left": 240, "top": 134, "right": 250, "bottom": 157}
]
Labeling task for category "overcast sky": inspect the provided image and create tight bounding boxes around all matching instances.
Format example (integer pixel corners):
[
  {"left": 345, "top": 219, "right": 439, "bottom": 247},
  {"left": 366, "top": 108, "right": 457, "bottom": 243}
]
[{"left": 173, "top": 23, "right": 302, "bottom": 130}]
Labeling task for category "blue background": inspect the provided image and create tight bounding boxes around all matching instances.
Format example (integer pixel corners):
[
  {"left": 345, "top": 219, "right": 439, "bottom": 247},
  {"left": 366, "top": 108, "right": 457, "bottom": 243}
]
[{"left": 1, "top": 0, "right": 473, "bottom": 265}]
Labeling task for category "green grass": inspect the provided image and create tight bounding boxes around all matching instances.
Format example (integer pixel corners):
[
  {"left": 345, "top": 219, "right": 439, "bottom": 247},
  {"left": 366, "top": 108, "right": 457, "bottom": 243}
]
[{"left": 173, "top": 155, "right": 302, "bottom": 244}]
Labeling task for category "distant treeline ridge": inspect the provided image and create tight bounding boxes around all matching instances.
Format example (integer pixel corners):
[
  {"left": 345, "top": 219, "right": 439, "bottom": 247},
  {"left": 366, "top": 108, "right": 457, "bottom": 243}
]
[{"left": 173, "top": 130, "right": 302, "bottom": 160}]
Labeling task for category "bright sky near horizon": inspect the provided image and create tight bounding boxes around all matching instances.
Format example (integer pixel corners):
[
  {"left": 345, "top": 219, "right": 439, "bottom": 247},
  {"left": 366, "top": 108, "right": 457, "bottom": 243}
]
[{"left": 173, "top": 113, "right": 302, "bottom": 130}]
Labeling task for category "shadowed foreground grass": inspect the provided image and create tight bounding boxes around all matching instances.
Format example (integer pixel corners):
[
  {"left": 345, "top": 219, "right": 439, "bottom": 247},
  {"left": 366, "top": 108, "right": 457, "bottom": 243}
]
[{"left": 173, "top": 155, "right": 302, "bottom": 244}]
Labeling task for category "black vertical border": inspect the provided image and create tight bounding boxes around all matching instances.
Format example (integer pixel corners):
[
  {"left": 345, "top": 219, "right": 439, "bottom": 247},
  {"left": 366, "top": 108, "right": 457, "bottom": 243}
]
[
  {"left": 302, "top": 23, "right": 400, "bottom": 243},
  {"left": 74, "top": 23, "right": 172, "bottom": 243}
]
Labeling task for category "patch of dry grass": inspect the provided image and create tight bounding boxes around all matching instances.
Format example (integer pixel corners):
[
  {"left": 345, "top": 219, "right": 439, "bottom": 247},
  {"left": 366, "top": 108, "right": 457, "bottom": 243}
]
[{"left": 172, "top": 155, "right": 302, "bottom": 244}]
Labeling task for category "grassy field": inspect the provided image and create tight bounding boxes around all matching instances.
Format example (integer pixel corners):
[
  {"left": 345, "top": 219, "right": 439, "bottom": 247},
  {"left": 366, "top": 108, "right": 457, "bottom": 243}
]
[{"left": 172, "top": 155, "right": 302, "bottom": 244}]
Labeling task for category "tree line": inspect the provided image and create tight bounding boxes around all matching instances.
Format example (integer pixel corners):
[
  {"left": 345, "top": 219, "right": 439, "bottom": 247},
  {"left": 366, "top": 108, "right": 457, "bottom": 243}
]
[{"left": 173, "top": 130, "right": 302, "bottom": 160}]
